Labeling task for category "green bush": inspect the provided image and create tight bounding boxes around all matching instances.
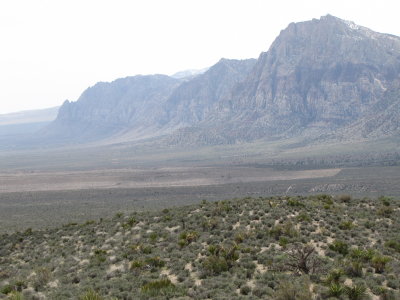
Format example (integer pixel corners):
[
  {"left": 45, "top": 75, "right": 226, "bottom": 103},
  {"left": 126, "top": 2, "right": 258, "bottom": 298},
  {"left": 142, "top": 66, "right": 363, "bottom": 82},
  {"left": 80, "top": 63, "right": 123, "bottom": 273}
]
[
  {"left": 7, "top": 291, "right": 24, "bottom": 300},
  {"left": 343, "top": 284, "right": 367, "bottom": 300},
  {"left": 273, "top": 278, "right": 313, "bottom": 300},
  {"left": 325, "top": 268, "right": 344, "bottom": 284},
  {"left": 385, "top": 240, "right": 400, "bottom": 252},
  {"left": 0, "top": 285, "right": 13, "bottom": 295},
  {"left": 328, "top": 283, "right": 344, "bottom": 298},
  {"left": 178, "top": 231, "right": 199, "bottom": 246},
  {"left": 79, "top": 289, "right": 103, "bottom": 300},
  {"left": 338, "top": 221, "right": 354, "bottom": 230},
  {"left": 329, "top": 240, "right": 349, "bottom": 255},
  {"left": 141, "top": 279, "right": 179, "bottom": 297},
  {"left": 371, "top": 255, "right": 391, "bottom": 273},
  {"left": 145, "top": 256, "right": 165, "bottom": 268}
]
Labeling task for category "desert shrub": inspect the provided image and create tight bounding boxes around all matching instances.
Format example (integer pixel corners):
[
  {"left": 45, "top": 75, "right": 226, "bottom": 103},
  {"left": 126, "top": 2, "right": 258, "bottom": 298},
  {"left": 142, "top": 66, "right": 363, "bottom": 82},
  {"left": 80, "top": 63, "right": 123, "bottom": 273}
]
[
  {"left": 327, "top": 283, "right": 344, "bottom": 298},
  {"left": 13, "top": 281, "right": 26, "bottom": 292},
  {"left": 379, "top": 196, "right": 391, "bottom": 206},
  {"left": 0, "top": 285, "right": 13, "bottom": 295},
  {"left": 372, "top": 287, "right": 398, "bottom": 300},
  {"left": 114, "top": 212, "right": 123, "bottom": 219},
  {"left": 141, "top": 245, "right": 152, "bottom": 254},
  {"left": 7, "top": 291, "right": 24, "bottom": 300},
  {"left": 377, "top": 206, "right": 393, "bottom": 217},
  {"left": 371, "top": 255, "right": 391, "bottom": 273},
  {"left": 343, "top": 284, "right": 367, "bottom": 300},
  {"left": 345, "top": 260, "right": 364, "bottom": 277},
  {"left": 338, "top": 194, "right": 352, "bottom": 202},
  {"left": 145, "top": 256, "right": 165, "bottom": 269},
  {"left": 123, "top": 216, "right": 136, "bottom": 228},
  {"left": 202, "top": 217, "right": 218, "bottom": 231},
  {"left": 240, "top": 285, "right": 251, "bottom": 295},
  {"left": 33, "top": 267, "right": 51, "bottom": 291},
  {"left": 384, "top": 240, "right": 400, "bottom": 252},
  {"left": 273, "top": 277, "right": 313, "bottom": 300},
  {"left": 149, "top": 232, "right": 158, "bottom": 242},
  {"left": 325, "top": 268, "right": 344, "bottom": 284},
  {"left": 287, "top": 198, "right": 305, "bottom": 207},
  {"left": 269, "top": 222, "right": 298, "bottom": 240},
  {"left": 79, "top": 289, "right": 103, "bottom": 300},
  {"left": 202, "top": 243, "right": 239, "bottom": 275},
  {"left": 296, "top": 213, "right": 311, "bottom": 223},
  {"left": 91, "top": 249, "right": 107, "bottom": 265},
  {"left": 284, "top": 243, "right": 323, "bottom": 275},
  {"left": 349, "top": 248, "right": 374, "bottom": 262},
  {"left": 130, "top": 260, "right": 144, "bottom": 270},
  {"left": 178, "top": 231, "right": 199, "bottom": 247},
  {"left": 279, "top": 237, "right": 290, "bottom": 249},
  {"left": 141, "top": 279, "right": 180, "bottom": 297},
  {"left": 329, "top": 240, "right": 349, "bottom": 255},
  {"left": 338, "top": 221, "right": 354, "bottom": 230},
  {"left": 234, "top": 232, "right": 246, "bottom": 243}
]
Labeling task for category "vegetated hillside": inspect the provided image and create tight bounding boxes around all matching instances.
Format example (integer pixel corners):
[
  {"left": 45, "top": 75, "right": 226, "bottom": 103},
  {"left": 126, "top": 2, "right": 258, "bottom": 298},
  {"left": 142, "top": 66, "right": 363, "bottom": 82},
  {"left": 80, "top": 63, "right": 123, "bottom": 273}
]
[{"left": 1, "top": 195, "right": 399, "bottom": 299}]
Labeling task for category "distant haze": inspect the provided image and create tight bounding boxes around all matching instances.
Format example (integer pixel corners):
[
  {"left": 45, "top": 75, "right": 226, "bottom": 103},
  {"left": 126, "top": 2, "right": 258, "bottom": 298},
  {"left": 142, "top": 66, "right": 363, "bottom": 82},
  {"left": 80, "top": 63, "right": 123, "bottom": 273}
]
[{"left": 1, "top": 0, "right": 399, "bottom": 114}]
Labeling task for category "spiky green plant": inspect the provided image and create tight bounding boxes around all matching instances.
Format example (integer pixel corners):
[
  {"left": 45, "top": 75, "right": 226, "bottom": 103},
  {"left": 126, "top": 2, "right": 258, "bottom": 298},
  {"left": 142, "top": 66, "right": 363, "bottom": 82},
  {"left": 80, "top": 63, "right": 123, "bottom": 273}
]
[
  {"left": 7, "top": 291, "right": 24, "bottom": 300},
  {"left": 79, "top": 289, "right": 103, "bottom": 300},
  {"left": 371, "top": 255, "right": 391, "bottom": 273},
  {"left": 344, "top": 284, "right": 367, "bottom": 300},
  {"left": 328, "top": 283, "right": 344, "bottom": 298},
  {"left": 326, "top": 268, "right": 344, "bottom": 284},
  {"left": 141, "top": 279, "right": 178, "bottom": 297}
]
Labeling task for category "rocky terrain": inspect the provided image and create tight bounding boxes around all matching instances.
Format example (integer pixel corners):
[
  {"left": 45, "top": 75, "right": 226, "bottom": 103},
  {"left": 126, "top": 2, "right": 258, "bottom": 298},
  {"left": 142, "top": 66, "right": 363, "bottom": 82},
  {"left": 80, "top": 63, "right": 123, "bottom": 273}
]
[{"left": 36, "top": 15, "right": 400, "bottom": 148}]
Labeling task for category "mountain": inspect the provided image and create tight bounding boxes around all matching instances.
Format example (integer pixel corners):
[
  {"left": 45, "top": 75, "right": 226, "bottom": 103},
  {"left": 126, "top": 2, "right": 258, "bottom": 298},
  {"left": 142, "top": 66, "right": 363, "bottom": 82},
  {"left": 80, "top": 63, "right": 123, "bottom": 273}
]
[
  {"left": 43, "top": 59, "right": 256, "bottom": 143},
  {"left": 168, "top": 15, "right": 400, "bottom": 144},
  {"left": 171, "top": 68, "right": 209, "bottom": 80},
  {"left": 42, "top": 75, "right": 181, "bottom": 143},
  {"left": 161, "top": 58, "right": 256, "bottom": 128},
  {"left": 42, "top": 15, "right": 400, "bottom": 147}
]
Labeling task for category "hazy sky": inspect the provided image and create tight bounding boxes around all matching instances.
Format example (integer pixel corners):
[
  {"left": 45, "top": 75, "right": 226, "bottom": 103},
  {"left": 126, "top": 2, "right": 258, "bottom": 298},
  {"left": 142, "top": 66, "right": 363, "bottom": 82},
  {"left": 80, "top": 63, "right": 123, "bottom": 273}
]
[{"left": 1, "top": 0, "right": 399, "bottom": 114}]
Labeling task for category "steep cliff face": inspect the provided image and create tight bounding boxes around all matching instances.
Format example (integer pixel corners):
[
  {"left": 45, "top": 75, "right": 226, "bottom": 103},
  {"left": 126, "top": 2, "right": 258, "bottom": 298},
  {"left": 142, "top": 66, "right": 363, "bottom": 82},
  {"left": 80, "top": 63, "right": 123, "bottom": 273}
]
[
  {"left": 44, "top": 59, "right": 256, "bottom": 142},
  {"left": 44, "top": 75, "right": 181, "bottom": 141},
  {"left": 234, "top": 15, "right": 400, "bottom": 127},
  {"left": 43, "top": 15, "right": 400, "bottom": 146},
  {"left": 161, "top": 58, "right": 256, "bottom": 128},
  {"left": 169, "top": 15, "right": 400, "bottom": 144}
]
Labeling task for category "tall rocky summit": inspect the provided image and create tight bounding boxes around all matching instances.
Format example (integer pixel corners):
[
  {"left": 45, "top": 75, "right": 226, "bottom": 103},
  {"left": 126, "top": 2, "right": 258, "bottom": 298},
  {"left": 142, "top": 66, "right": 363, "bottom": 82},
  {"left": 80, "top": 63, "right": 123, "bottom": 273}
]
[
  {"left": 44, "top": 15, "right": 400, "bottom": 146},
  {"left": 171, "top": 15, "right": 400, "bottom": 144}
]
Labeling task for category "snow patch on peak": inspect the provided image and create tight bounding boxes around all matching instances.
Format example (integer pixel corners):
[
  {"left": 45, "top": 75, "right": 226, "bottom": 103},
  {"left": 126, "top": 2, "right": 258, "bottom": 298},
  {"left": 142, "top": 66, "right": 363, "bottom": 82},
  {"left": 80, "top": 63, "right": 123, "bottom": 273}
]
[{"left": 344, "top": 20, "right": 359, "bottom": 30}]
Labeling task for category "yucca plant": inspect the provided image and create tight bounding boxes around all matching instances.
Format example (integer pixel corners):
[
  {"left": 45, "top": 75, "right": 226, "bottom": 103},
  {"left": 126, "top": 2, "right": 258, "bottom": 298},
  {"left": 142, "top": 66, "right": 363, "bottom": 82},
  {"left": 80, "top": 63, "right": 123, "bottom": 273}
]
[
  {"left": 328, "top": 283, "right": 344, "bottom": 298},
  {"left": 329, "top": 240, "right": 349, "bottom": 255},
  {"left": 344, "top": 284, "right": 367, "bottom": 300},
  {"left": 141, "top": 279, "right": 177, "bottom": 297},
  {"left": 326, "top": 268, "right": 344, "bottom": 284},
  {"left": 371, "top": 255, "right": 391, "bottom": 273},
  {"left": 345, "top": 260, "right": 364, "bottom": 277},
  {"left": 79, "top": 289, "right": 103, "bottom": 300}
]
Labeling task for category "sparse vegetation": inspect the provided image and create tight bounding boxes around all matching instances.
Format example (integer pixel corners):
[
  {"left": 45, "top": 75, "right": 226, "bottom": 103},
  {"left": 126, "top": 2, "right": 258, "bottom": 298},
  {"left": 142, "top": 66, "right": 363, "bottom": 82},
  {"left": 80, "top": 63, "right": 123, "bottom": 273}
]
[{"left": 0, "top": 195, "right": 399, "bottom": 299}]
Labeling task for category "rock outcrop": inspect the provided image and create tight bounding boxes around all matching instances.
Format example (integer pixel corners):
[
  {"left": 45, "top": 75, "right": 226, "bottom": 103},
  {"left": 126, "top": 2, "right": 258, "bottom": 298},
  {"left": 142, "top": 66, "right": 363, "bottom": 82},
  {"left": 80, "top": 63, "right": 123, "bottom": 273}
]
[{"left": 43, "top": 15, "right": 400, "bottom": 146}]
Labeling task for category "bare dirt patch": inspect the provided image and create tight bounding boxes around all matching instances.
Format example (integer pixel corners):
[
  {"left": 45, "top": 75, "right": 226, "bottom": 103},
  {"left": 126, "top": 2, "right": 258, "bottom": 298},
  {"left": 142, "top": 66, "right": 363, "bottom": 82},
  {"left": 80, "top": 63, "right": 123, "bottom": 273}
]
[{"left": 0, "top": 167, "right": 341, "bottom": 193}]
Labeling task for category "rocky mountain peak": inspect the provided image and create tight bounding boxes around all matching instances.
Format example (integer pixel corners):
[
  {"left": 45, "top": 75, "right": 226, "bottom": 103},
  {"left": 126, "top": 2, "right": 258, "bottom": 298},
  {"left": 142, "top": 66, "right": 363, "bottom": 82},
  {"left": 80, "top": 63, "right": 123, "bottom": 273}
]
[{"left": 41, "top": 15, "right": 400, "bottom": 147}]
